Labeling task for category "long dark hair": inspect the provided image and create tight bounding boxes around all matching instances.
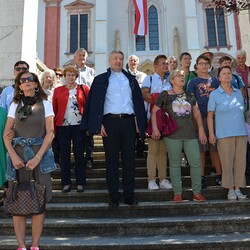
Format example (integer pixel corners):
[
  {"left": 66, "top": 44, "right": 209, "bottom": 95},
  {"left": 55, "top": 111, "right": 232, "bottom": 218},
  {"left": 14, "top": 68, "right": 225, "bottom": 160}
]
[{"left": 13, "top": 71, "right": 47, "bottom": 103}]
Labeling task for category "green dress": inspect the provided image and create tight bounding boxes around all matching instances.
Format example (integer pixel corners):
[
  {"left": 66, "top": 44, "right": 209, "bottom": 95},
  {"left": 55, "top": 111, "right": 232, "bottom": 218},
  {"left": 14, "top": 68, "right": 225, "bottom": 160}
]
[{"left": 0, "top": 107, "right": 7, "bottom": 187}]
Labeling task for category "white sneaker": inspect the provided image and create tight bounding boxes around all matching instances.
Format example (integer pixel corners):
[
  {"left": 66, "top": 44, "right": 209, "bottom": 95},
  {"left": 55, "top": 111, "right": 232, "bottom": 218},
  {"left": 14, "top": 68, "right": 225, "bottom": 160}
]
[
  {"left": 227, "top": 190, "right": 237, "bottom": 200},
  {"left": 235, "top": 189, "right": 247, "bottom": 200},
  {"left": 148, "top": 180, "right": 159, "bottom": 190},
  {"left": 159, "top": 179, "right": 172, "bottom": 190}
]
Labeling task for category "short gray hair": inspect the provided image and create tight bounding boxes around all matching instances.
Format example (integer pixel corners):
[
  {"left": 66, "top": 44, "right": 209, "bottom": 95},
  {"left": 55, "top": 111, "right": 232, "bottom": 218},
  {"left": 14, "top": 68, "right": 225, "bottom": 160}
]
[
  {"left": 168, "top": 69, "right": 185, "bottom": 84},
  {"left": 168, "top": 56, "right": 177, "bottom": 62},
  {"left": 74, "top": 48, "right": 88, "bottom": 57},
  {"left": 109, "top": 50, "right": 124, "bottom": 60},
  {"left": 128, "top": 54, "right": 139, "bottom": 63},
  {"left": 236, "top": 50, "right": 246, "bottom": 58}
]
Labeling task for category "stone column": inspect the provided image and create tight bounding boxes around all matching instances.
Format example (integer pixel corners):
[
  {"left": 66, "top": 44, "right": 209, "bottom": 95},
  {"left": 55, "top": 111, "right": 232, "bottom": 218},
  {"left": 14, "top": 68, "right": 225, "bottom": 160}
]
[
  {"left": 95, "top": 0, "right": 108, "bottom": 75},
  {"left": 184, "top": 0, "right": 200, "bottom": 64},
  {"left": 22, "top": 0, "right": 39, "bottom": 73},
  {"left": 0, "top": 0, "right": 38, "bottom": 86},
  {"left": 44, "top": 0, "right": 62, "bottom": 69}
]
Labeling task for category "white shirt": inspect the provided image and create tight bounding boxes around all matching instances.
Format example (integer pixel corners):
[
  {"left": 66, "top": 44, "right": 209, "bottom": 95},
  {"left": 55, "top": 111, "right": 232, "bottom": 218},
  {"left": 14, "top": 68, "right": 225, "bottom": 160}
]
[
  {"left": 128, "top": 69, "right": 147, "bottom": 85},
  {"left": 141, "top": 73, "right": 172, "bottom": 119},
  {"left": 104, "top": 70, "right": 134, "bottom": 115},
  {"left": 75, "top": 65, "right": 95, "bottom": 87},
  {"left": 8, "top": 100, "right": 54, "bottom": 118}
]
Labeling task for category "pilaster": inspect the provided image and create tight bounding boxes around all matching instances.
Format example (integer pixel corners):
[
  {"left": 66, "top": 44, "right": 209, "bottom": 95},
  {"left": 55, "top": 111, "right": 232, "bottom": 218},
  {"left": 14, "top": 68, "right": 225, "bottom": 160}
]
[
  {"left": 95, "top": 0, "right": 108, "bottom": 74},
  {"left": 44, "top": 0, "right": 62, "bottom": 68}
]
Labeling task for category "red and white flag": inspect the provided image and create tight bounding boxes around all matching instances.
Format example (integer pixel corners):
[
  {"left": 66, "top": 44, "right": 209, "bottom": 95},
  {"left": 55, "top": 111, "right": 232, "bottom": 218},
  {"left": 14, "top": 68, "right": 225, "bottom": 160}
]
[{"left": 133, "top": 0, "right": 148, "bottom": 36}]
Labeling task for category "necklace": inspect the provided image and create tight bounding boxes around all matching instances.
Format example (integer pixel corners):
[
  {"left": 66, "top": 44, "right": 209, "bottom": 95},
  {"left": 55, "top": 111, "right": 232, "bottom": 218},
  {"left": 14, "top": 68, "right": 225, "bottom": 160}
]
[
  {"left": 67, "top": 83, "right": 76, "bottom": 90},
  {"left": 172, "top": 89, "right": 185, "bottom": 96}
]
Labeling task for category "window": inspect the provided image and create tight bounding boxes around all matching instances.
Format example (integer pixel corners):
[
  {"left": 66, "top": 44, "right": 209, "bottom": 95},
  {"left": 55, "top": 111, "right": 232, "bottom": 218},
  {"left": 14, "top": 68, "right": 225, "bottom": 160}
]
[
  {"left": 205, "top": 8, "right": 227, "bottom": 47},
  {"left": 135, "top": 5, "right": 159, "bottom": 51},
  {"left": 70, "top": 14, "right": 88, "bottom": 53},
  {"left": 64, "top": 1, "right": 94, "bottom": 54},
  {"left": 148, "top": 6, "right": 159, "bottom": 50}
]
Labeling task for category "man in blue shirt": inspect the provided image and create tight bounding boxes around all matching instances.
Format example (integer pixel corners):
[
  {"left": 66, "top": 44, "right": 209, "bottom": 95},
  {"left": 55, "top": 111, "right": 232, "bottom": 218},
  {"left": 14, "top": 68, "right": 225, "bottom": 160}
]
[
  {"left": 81, "top": 50, "right": 146, "bottom": 208},
  {"left": 0, "top": 61, "right": 29, "bottom": 112}
]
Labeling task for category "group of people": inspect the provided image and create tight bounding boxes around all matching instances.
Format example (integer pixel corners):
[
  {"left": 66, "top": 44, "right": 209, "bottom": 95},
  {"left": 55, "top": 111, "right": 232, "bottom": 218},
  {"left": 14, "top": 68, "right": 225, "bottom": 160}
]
[
  {"left": 144, "top": 50, "right": 249, "bottom": 203},
  {"left": 0, "top": 48, "right": 250, "bottom": 250},
  {"left": 0, "top": 48, "right": 94, "bottom": 250}
]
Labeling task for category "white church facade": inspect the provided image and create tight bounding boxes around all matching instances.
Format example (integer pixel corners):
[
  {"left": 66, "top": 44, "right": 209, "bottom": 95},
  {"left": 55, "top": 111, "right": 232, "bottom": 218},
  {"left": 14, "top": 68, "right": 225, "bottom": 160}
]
[{"left": 0, "top": 0, "right": 248, "bottom": 85}]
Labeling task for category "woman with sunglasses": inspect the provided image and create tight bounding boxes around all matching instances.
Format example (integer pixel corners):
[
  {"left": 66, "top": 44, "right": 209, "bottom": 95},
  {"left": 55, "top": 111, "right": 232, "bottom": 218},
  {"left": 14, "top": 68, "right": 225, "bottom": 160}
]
[
  {"left": 3, "top": 71, "right": 56, "bottom": 250},
  {"left": 53, "top": 67, "right": 64, "bottom": 88}
]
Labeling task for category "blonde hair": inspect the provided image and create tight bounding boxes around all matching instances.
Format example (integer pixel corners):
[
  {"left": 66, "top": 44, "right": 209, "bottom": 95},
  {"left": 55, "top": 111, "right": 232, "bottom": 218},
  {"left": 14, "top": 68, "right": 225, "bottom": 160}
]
[{"left": 40, "top": 69, "right": 57, "bottom": 89}]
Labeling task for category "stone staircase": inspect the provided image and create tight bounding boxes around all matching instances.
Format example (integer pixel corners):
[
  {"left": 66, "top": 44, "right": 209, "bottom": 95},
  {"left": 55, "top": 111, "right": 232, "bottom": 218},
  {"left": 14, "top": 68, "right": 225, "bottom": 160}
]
[{"left": 1, "top": 136, "right": 250, "bottom": 249}]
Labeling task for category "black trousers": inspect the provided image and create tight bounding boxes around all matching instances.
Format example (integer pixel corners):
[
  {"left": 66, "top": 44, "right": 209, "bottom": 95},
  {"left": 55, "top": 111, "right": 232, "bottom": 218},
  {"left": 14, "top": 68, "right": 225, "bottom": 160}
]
[
  {"left": 85, "top": 134, "right": 94, "bottom": 161},
  {"left": 102, "top": 115, "right": 136, "bottom": 202},
  {"left": 57, "top": 125, "right": 86, "bottom": 186}
]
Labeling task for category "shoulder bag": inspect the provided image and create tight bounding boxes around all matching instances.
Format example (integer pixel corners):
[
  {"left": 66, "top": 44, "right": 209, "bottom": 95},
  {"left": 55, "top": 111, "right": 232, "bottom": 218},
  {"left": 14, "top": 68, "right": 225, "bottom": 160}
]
[{"left": 146, "top": 91, "right": 178, "bottom": 137}]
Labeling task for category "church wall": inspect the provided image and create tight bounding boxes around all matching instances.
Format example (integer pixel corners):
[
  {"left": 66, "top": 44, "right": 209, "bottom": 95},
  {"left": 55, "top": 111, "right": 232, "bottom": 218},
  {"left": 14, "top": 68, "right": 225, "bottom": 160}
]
[{"left": 239, "top": 10, "right": 250, "bottom": 65}]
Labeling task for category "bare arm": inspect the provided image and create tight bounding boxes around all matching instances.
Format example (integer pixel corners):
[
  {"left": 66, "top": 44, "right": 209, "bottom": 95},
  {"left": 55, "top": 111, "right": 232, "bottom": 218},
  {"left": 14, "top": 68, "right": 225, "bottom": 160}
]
[
  {"left": 193, "top": 105, "right": 207, "bottom": 145},
  {"left": 241, "top": 87, "right": 246, "bottom": 98},
  {"left": 141, "top": 88, "right": 152, "bottom": 103},
  {"left": 3, "top": 117, "right": 25, "bottom": 169},
  {"left": 151, "top": 104, "right": 161, "bottom": 140},
  {"left": 207, "top": 111, "right": 216, "bottom": 145},
  {"left": 26, "top": 115, "right": 55, "bottom": 170}
]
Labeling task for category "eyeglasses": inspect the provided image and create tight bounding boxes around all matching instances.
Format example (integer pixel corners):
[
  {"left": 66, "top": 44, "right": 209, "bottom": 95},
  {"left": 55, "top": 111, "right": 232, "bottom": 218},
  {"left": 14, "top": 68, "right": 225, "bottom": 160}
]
[
  {"left": 198, "top": 62, "right": 210, "bottom": 66},
  {"left": 56, "top": 73, "right": 63, "bottom": 77},
  {"left": 15, "top": 67, "right": 28, "bottom": 72},
  {"left": 20, "top": 76, "right": 35, "bottom": 84}
]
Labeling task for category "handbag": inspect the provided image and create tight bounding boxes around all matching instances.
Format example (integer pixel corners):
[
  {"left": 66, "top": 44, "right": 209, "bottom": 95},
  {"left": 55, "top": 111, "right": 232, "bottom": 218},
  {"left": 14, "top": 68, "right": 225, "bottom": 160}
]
[
  {"left": 146, "top": 108, "right": 178, "bottom": 137},
  {"left": 145, "top": 91, "right": 178, "bottom": 137},
  {"left": 4, "top": 170, "right": 46, "bottom": 216}
]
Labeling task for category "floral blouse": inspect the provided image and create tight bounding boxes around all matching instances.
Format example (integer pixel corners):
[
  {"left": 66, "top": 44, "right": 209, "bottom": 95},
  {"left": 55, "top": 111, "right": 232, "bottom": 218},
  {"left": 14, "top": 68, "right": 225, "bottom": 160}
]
[{"left": 62, "top": 87, "right": 82, "bottom": 126}]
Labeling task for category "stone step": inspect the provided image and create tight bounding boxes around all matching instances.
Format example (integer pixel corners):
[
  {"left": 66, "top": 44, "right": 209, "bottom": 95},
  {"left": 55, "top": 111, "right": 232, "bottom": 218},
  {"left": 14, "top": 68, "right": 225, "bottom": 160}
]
[
  {"left": 1, "top": 185, "right": 250, "bottom": 205},
  {"left": 1, "top": 213, "right": 250, "bottom": 236},
  {"left": 50, "top": 176, "right": 249, "bottom": 191},
  {"left": 1, "top": 232, "right": 250, "bottom": 250},
  {"left": 1, "top": 198, "right": 250, "bottom": 219},
  {"left": 53, "top": 165, "right": 217, "bottom": 179},
  {"left": 66, "top": 158, "right": 148, "bottom": 168}
]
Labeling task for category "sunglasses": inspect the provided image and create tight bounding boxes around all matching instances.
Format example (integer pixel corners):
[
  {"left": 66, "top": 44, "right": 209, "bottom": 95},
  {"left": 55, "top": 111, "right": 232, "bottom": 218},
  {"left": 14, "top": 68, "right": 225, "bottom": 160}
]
[
  {"left": 56, "top": 73, "right": 63, "bottom": 77},
  {"left": 15, "top": 67, "right": 28, "bottom": 72},
  {"left": 20, "top": 76, "right": 35, "bottom": 84}
]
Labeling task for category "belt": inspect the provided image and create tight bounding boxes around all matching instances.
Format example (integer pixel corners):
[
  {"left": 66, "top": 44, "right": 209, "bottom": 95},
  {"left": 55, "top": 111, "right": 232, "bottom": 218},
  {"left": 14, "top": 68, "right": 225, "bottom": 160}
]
[{"left": 105, "top": 113, "right": 134, "bottom": 118}]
